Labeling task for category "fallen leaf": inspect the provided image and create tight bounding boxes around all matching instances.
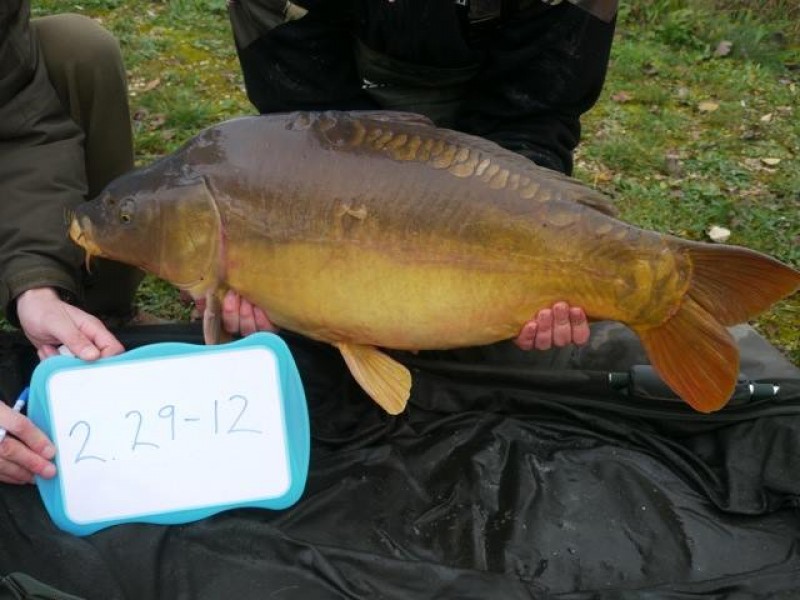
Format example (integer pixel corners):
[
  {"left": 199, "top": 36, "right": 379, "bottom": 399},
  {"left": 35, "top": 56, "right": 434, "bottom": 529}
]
[
  {"left": 142, "top": 77, "right": 162, "bottom": 92},
  {"left": 708, "top": 226, "right": 731, "bottom": 243},
  {"left": 714, "top": 40, "right": 733, "bottom": 57},
  {"left": 698, "top": 101, "right": 719, "bottom": 112},
  {"left": 611, "top": 91, "right": 633, "bottom": 103},
  {"left": 592, "top": 170, "right": 614, "bottom": 185},
  {"left": 761, "top": 157, "right": 781, "bottom": 166},
  {"left": 760, "top": 113, "right": 773, "bottom": 123}
]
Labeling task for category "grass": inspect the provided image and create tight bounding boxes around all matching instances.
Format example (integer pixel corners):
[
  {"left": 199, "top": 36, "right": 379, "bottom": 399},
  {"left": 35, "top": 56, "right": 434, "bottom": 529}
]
[{"left": 15, "top": 1, "right": 800, "bottom": 364}]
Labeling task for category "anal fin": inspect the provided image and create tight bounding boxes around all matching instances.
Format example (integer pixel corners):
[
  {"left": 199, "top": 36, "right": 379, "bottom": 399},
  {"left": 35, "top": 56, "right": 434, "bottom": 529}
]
[{"left": 337, "top": 343, "right": 411, "bottom": 415}]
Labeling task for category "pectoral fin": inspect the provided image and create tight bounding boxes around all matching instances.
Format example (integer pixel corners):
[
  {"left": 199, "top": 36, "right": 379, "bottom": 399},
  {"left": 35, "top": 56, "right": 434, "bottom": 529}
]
[
  {"left": 337, "top": 343, "right": 411, "bottom": 415},
  {"left": 203, "top": 288, "right": 232, "bottom": 345}
]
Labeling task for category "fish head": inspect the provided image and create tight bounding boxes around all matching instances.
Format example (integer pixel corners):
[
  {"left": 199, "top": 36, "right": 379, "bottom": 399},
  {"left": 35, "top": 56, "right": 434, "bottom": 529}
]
[{"left": 70, "top": 166, "right": 222, "bottom": 295}]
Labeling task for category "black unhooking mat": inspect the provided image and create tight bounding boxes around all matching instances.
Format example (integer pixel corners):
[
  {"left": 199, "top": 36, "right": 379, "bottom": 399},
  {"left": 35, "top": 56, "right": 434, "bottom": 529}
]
[{"left": 1, "top": 322, "right": 799, "bottom": 599}]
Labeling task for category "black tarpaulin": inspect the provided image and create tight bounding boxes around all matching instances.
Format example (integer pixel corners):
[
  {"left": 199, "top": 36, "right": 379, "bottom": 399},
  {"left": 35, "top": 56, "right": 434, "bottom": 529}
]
[{"left": 1, "top": 323, "right": 799, "bottom": 599}]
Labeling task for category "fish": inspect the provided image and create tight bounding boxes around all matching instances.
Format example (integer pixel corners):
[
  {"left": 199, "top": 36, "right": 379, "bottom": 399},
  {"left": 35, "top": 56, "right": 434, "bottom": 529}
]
[{"left": 68, "top": 111, "right": 800, "bottom": 415}]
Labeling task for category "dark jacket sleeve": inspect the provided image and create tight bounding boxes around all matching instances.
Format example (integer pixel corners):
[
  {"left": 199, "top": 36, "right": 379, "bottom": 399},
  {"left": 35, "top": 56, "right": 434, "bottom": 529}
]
[
  {"left": 457, "top": 2, "right": 616, "bottom": 175},
  {"left": 0, "top": 0, "right": 86, "bottom": 321}
]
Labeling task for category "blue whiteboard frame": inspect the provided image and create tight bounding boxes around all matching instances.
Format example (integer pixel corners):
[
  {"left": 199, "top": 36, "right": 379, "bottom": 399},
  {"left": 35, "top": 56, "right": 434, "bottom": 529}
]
[{"left": 27, "top": 332, "right": 310, "bottom": 536}]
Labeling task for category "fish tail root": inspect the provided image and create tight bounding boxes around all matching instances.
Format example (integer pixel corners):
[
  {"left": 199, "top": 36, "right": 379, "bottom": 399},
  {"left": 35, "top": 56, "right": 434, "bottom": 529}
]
[{"left": 637, "top": 242, "right": 800, "bottom": 413}]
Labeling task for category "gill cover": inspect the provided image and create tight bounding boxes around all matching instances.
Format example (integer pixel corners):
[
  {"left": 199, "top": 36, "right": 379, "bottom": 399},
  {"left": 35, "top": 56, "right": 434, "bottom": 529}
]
[{"left": 154, "top": 176, "right": 224, "bottom": 294}]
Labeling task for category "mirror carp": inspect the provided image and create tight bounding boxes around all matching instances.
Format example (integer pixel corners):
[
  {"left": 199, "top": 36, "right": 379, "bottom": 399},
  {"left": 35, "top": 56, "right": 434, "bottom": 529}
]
[{"left": 69, "top": 111, "right": 800, "bottom": 414}]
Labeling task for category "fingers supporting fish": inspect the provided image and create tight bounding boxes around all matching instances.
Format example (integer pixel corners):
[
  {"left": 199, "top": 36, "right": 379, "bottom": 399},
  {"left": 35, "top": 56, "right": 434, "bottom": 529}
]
[
  {"left": 534, "top": 309, "right": 554, "bottom": 350},
  {"left": 551, "top": 302, "right": 573, "bottom": 348},
  {"left": 513, "top": 302, "right": 590, "bottom": 351},
  {"left": 221, "top": 290, "right": 241, "bottom": 336},
  {"left": 536, "top": 302, "right": 589, "bottom": 350},
  {"left": 252, "top": 305, "right": 277, "bottom": 333},
  {"left": 569, "top": 307, "right": 590, "bottom": 346},
  {"left": 513, "top": 321, "right": 538, "bottom": 351},
  {"left": 219, "top": 290, "right": 278, "bottom": 336}
]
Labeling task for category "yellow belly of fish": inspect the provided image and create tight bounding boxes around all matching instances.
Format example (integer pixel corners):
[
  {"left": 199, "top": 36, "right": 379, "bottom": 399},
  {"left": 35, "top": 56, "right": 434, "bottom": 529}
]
[{"left": 225, "top": 241, "right": 585, "bottom": 350}]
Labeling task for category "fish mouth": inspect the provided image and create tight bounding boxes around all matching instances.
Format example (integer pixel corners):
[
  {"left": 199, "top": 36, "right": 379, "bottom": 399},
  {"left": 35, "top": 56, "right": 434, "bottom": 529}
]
[{"left": 68, "top": 215, "right": 104, "bottom": 272}]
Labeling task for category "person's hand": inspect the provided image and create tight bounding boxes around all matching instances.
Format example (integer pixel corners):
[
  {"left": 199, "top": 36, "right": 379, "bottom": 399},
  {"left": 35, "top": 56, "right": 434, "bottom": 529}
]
[
  {"left": 514, "top": 301, "right": 590, "bottom": 351},
  {"left": 193, "top": 290, "right": 277, "bottom": 337},
  {"left": 16, "top": 287, "right": 124, "bottom": 361},
  {"left": 0, "top": 401, "right": 57, "bottom": 485}
]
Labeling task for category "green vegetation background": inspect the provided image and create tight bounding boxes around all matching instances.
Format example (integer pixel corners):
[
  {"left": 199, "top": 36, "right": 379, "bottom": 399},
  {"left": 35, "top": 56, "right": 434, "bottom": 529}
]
[{"left": 25, "top": 0, "right": 800, "bottom": 363}]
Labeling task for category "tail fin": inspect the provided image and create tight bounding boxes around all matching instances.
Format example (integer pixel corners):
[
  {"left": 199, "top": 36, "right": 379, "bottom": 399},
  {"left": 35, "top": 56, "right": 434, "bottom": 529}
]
[
  {"left": 636, "top": 297, "right": 739, "bottom": 412},
  {"left": 636, "top": 243, "right": 800, "bottom": 413},
  {"left": 684, "top": 242, "right": 800, "bottom": 325}
]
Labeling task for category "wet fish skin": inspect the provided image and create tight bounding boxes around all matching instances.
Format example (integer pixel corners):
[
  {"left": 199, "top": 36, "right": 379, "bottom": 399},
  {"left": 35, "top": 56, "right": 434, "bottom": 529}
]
[{"left": 69, "top": 111, "right": 800, "bottom": 415}]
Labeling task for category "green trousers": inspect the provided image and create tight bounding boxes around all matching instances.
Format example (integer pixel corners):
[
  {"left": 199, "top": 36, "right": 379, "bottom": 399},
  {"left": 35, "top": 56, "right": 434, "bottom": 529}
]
[{"left": 32, "top": 14, "right": 143, "bottom": 318}]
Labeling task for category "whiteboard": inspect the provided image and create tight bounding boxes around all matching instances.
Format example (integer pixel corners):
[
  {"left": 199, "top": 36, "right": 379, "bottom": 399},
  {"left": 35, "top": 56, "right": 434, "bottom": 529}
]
[{"left": 45, "top": 347, "right": 290, "bottom": 524}]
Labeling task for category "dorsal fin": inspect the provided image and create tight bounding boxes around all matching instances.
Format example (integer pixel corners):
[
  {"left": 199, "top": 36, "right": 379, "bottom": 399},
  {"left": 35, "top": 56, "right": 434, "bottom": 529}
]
[
  {"left": 431, "top": 128, "right": 618, "bottom": 217},
  {"left": 326, "top": 109, "right": 617, "bottom": 216},
  {"left": 345, "top": 111, "right": 436, "bottom": 128}
]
